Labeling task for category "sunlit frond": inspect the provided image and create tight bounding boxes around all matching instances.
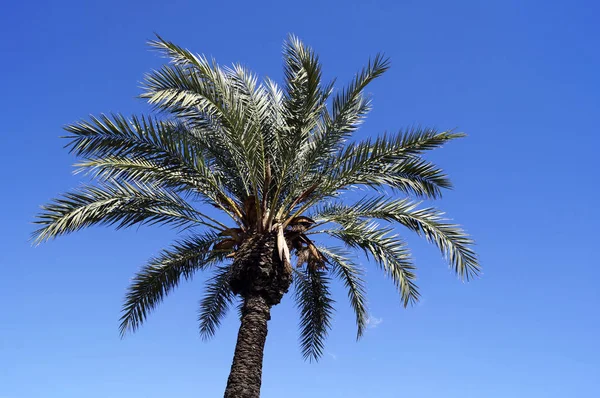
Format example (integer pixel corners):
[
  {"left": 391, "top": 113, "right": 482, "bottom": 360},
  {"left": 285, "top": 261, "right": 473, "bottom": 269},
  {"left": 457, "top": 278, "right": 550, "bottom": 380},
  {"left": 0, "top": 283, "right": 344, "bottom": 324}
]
[
  {"left": 315, "top": 196, "right": 479, "bottom": 280},
  {"left": 119, "top": 232, "right": 222, "bottom": 335},
  {"left": 318, "top": 128, "right": 462, "bottom": 199},
  {"left": 64, "top": 114, "right": 238, "bottom": 206},
  {"left": 269, "top": 36, "right": 333, "bottom": 220},
  {"left": 325, "top": 219, "right": 420, "bottom": 307},
  {"left": 32, "top": 182, "right": 216, "bottom": 244},
  {"left": 282, "top": 35, "right": 329, "bottom": 142}
]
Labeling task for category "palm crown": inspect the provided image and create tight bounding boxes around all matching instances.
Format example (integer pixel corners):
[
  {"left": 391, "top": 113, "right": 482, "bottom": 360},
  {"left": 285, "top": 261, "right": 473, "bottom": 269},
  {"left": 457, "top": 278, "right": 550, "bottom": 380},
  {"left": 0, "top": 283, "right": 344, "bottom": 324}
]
[{"left": 34, "top": 35, "right": 479, "bottom": 362}]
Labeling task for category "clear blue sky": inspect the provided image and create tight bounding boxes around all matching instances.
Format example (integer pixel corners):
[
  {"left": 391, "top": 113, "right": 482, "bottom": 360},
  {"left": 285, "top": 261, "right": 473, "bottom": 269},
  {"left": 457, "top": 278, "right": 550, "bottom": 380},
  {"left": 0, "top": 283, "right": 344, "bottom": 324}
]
[{"left": 1, "top": 0, "right": 598, "bottom": 397}]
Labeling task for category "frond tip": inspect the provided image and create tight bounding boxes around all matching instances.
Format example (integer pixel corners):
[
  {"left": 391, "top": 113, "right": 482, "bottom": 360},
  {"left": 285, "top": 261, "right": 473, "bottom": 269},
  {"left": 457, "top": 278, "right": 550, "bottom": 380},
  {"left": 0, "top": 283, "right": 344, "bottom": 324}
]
[
  {"left": 198, "top": 265, "right": 235, "bottom": 339},
  {"left": 320, "top": 247, "right": 368, "bottom": 340},
  {"left": 294, "top": 268, "right": 335, "bottom": 362}
]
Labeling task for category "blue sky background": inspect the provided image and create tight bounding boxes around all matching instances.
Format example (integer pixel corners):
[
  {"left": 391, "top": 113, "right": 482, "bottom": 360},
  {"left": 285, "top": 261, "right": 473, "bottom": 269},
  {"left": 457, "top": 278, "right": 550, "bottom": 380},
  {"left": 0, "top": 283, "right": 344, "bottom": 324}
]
[{"left": 1, "top": 0, "right": 599, "bottom": 397}]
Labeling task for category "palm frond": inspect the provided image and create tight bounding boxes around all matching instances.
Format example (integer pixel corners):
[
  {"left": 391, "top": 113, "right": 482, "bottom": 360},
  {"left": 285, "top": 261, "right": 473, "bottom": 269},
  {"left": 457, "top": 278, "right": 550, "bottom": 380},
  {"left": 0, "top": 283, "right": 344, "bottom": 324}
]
[
  {"left": 303, "top": 53, "right": 391, "bottom": 171},
  {"left": 282, "top": 34, "right": 329, "bottom": 140},
  {"left": 278, "top": 128, "right": 463, "bottom": 225},
  {"left": 329, "top": 53, "right": 389, "bottom": 136},
  {"left": 325, "top": 220, "right": 419, "bottom": 307},
  {"left": 141, "top": 63, "right": 253, "bottom": 193},
  {"left": 146, "top": 35, "right": 277, "bottom": 196},
  {"left": 141, "top": 58, "right": 276, "bottom": 212},
  {"left": 315, "top": 196, "right": 479, "bottom": 280},
  {"left": 268, "top": 36, "right": 333, "bottom": 221},
  {"left": 294, "top": 268, "right": 335, "bottom": 362},
  {"left": 318, "top": 128, "right": 462, "bottom": 199},
  {"left": 143, "top": 41, "right": 237, "bottom": 125},
  {"left": 198, "top": 265, "right": 235, "bottom": 340},
  {"left": 383, "top": 157, "right": 452, "bottom": 198},
  {"left": 119, "top": 232, "right": 222, "bottom": 335},
  {"left": 225, "top": 64, "right": 276, "bottom": 214},
  {"left": 66, "top": 115, "right": 194, "bottom": 166},
  {"left": 32, "top": 182, "right": 217, "bottom": 244},
  {"left": 65, "top": 115, "right": 226, "bottom": 196},
  {"left": 279, "top": 54, "right": 390, "bottom": 217},
  {"left": 319, "top": 247, "right": 368, "bottom": 339},
  {"left": 74, "top": 155, "right": 200, "bottom": 194}
]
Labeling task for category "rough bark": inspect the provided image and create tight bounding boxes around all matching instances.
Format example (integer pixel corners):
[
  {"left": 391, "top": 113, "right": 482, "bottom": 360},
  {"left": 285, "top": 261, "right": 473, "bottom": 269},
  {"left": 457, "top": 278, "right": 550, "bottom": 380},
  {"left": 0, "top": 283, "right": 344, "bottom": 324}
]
[
  {"left": 229, "top": 232, "right": 292, "bottom": 306},
  {"left": 223, "top": 294, "right": 271, "bottom": 398},
  {"left": 224, "top": 232, "right": 293, "bottom": 397}
]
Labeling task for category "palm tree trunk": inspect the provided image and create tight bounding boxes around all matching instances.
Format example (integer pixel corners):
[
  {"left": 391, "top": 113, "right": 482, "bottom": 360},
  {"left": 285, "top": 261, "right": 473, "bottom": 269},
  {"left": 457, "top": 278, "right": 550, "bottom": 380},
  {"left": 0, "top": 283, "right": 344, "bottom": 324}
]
[{"left": 224, "top": 294, "right": 271, "bottom": 398}]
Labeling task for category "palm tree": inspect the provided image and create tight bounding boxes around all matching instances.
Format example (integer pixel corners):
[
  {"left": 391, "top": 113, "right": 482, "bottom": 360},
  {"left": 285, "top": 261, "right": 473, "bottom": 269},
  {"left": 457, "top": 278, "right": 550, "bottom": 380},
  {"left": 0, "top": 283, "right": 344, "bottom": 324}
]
[{"left": 34, "top": 35, "right": 479, "bottom": 398}]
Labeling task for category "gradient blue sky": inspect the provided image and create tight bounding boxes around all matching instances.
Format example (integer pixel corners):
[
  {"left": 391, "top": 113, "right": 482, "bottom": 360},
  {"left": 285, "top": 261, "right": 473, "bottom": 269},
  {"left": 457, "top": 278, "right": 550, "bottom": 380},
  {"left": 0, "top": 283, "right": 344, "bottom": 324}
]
[{"left": 1, "top": 0, "right": 599, "bottom": 397}]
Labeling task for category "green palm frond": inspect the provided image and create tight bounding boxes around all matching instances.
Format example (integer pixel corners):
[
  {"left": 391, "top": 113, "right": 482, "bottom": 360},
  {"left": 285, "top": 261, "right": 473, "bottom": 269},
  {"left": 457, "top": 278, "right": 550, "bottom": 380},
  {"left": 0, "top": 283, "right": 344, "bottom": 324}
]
[
  {"left": 268, "top": 36, "right": 333, "bottom": 220},
  {"left": 141, "top": 45, "right": 284, "bottom": 218},
  {"left": 66, "top": 115, "right": 221, "bottom": 194},
  {"left": 279, "top": 54, "right": 390, "bottom": 215},
  {"left": 146, "top": 36, "right": 275, "bottom": 176},
  {"left": 326, "top": 219, "right": 420, "bottom": 307},
  {"left": 383, "top": 157, "right": 452, "bottom": 198},
  {"left": 32, "top": 182, "right": 220, "bottom": 244},
  {"left": 119, "top": 232, "right": 222, "bottom": 335},
  {"left": 198, "top": 265, "right": 235, "bottom": 340},
  {"left": 148, "top": 35, "right": 211, "bottom": 68},
  {"left": 185, "top": 118, "right": 254, "bottom": 204},
  {"left": 328, "top": 53, "right": 389, "bottom": 136},
  {"left": 318, "top": 128, "right": 461, "bottom": 198},
  {"left": 278, "top": 128, "right": 463, "bottom": 225},
  {"left": 141, "top": 62, "right": 253, "bottom": 194},
  {"left": 224, "top": 63, "right": 277, "bottom": 212},
  {"left": 319, "top": 247, "right": 368, "bottom": 340},
  {"left": 383, "top": 127, "right": 466, "bottom": 158},
  {"left": 66, "top": 115, "right": 195, "bottom": 167},
  {"left": 302, "top": 53, "right": 390, "bottom": 171},
  {"left": 315, "top": 196, "right": 479, "bottom": 280},
  {"left": 75, "top": 156, "right": 174, "bottom": 184},
  {"left": 294, "top": 268, "right": 335, "bottom": 362},
  {"left": 65, "top": 114, "right": 246, "bottom": 221},
  {"left": 142, "top": 48, "right": 239, "bottom": 126},
  {"left": 262, "top": 76, "right": 286, "bottom": 160},
  {"left": 282, "top": 35, "right": 329, "bottom": 141}
]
